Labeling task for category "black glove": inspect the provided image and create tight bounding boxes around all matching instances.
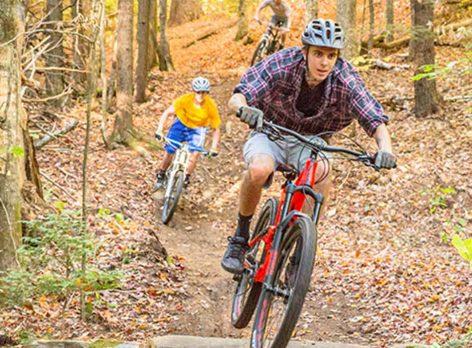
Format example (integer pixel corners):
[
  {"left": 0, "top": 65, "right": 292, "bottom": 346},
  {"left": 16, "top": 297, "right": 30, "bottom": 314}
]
[
  {"left": 207, "top": 151, "right": 218, "bottom": 158},
  {"left": 237, "top": 106, "right": 263, "bottom": 130},
  {"left": 155, "top": 131, "right": 163, "bottom": 141},
  {"left": 375, "top": 150, "right": 397, "bottom": 169}
]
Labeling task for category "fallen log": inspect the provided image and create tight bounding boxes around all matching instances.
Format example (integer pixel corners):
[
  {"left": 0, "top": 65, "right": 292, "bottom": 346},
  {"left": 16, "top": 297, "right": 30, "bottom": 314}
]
[
  {"left": 184, "top": 30, "right": 218, "bottom": 48},
  {"left": 182, "top": 19, "right": 238, "bottom": 49},
  {"left": 372, "top": 59, "right": 410, "bottom": 70},
  {"left": 34, "top": 118, "right": 78, "bottom": 149},
  {"left": 376, "top": 18, "right": 472, "bottom": 50}
]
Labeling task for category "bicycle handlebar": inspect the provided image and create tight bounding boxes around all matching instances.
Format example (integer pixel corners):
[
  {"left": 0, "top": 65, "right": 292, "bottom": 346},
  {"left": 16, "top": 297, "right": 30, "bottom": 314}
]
[
  {"left": 161, "top": 137, "right": 216, "bottom": 157},
  {"left": 261, "top": 120, "right": 383, "bottom": 170}
]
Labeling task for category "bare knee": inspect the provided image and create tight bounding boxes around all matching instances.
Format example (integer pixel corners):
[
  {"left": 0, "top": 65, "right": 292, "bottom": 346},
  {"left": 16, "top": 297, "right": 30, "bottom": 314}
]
[{"left": 247, "top": 156, "right": 274, "bottom": 187}]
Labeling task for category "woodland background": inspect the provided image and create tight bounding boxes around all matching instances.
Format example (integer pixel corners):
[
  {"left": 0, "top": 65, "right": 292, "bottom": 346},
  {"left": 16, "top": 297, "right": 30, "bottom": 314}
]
[{"left": 0, "top": 0, "right": 471, "bottom": 346}]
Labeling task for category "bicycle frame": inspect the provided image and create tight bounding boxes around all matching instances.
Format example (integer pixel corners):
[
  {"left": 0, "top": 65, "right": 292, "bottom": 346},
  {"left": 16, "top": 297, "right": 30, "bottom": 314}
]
[
  {"left": 263, "top": 25, "right": 283, "bottom": 52},
  {"left": 164, "top": 143, "right": 190, "bottom": 200},
  {"left": 248, "top": 154, "right": 324, "bottom": 285}
]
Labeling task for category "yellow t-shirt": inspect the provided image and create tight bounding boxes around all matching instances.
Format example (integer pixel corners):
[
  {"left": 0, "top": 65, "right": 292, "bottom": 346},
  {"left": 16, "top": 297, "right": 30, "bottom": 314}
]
[{"left": 173, "top": 93, "right": 221, "bottom": 129}]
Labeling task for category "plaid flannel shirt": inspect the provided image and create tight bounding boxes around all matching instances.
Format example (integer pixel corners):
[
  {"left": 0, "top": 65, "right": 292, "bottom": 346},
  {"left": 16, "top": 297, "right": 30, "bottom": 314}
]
[{"left": 234, "top": 47, "right": 389, "bottom": 137}]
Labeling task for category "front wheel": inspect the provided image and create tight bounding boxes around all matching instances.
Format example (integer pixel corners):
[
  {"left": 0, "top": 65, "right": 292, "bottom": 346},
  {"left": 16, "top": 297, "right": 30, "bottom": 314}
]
[
  {"left": 161, "top": 170, "right": 184, "bottom": 225},
  {"left": 231, "top": 198, "right": 278, "bottom": 329},
  {"left": 251, "top": 215, "right": 317, "bottom": 348},
  {"left": 251, "top": 39, "right": 269, "bottom": 66}
]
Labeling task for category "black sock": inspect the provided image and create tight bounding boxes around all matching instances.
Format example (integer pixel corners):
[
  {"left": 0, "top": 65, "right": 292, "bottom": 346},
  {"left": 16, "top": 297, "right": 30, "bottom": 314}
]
[{"left": 236, "top": 213, "right": 253, "bottom": 241}]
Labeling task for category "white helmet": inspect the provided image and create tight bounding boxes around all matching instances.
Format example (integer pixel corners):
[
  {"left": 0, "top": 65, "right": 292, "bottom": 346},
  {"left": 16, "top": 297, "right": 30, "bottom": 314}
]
[{"left": 192, "top": 77, "right": 210, "bottom": 92}]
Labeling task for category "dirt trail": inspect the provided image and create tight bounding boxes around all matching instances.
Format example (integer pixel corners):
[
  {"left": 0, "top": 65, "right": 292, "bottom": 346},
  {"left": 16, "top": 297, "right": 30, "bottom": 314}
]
[
  {"left": 151, "top": 77, "right": 371, "bottom": 344},
  {"left": 154, "top": 78, "right": 245, "bottom": 338}
]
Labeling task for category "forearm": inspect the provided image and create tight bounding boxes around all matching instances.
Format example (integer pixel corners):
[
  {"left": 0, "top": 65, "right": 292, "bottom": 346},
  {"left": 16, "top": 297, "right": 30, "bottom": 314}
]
[
  {"left": 158, "top": 106, "right": 175, "bottom": 130},
  {"left": 211, "top": 128, "right": 221, "bottom": 151},
  {"left": 374, "top": 124, "right": 393, "bottom": 153},
  {"left": 228, "top": 93, "right": 248, "bottom": 113},
  {"left": 255, "top": 4, "right": 263, "bottom": 17}
]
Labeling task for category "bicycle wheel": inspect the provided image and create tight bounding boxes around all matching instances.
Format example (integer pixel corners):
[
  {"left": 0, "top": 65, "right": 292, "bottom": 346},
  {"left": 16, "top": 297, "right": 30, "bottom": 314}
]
[
  {"left": 251, "top": 39, "right": 269, "bottom": 66},
  {"left": 161, "top": 170, "right": 184, "bottom": 225},
  {"left": 251, "top": 215, "right": 316, "bottom": 348},
  {"left": 231, "top": 198, "right": 278, "bottom": 329}
]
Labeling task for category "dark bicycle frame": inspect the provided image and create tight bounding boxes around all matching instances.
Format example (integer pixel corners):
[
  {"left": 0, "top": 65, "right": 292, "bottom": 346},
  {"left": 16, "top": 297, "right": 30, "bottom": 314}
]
[{"left": 263, "top": 23, "right": 284, "bottom": 54}]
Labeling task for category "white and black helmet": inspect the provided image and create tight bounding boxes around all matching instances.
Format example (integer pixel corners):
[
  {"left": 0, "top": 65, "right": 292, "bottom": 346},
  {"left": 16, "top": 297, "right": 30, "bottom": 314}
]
[
  {"left": 301, "top": 18, "right": 345, "bottom": 49},
  {"left": 192, "top": 77, "right": 211, "bottom": 92}
]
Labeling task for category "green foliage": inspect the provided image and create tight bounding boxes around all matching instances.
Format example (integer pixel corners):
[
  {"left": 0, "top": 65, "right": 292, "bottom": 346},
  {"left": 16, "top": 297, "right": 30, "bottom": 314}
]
[
  {"left": 9, "top": 145, "right": 25, "bottom": 158},
  {"left": 451, "top": 235, "right": 472, "bottom": 268},
  {"left": 413, "top": 52, "right": 472, "bottom": 81},
  {"left": 423, "top": 185, "right": 457, "bottom": 214},
  {"left": 18, "top": 330, "right": 36, "bottom": 346},
  {"left": 0, "top": 145, "right": 25, "bottom": 158},
  {"left": 0, "top": 209, "right": 122, "bottom": 307},
  {"left": 430, "top": 330, "right": 472, "bottom": 348}
]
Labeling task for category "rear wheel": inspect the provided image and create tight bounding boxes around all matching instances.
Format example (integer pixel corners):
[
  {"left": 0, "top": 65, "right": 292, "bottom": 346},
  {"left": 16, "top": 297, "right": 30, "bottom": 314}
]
[
  {"left": 251, "top": 39, "right": 269, "bottom": 66},
  {"left": 251, "top": 216, "right": 316, "bottom": 348},
  {"left": 161, "top": 170, "right": 184, "bottom": 225},
  {"left": 231, "top": 198, "right": 278, "bottom": 329}
]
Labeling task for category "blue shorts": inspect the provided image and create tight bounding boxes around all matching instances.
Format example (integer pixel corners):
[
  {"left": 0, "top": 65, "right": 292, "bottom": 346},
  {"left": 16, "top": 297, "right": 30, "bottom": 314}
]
[{"left": 164, "top": 119, "right": 206, "bottom": 154}]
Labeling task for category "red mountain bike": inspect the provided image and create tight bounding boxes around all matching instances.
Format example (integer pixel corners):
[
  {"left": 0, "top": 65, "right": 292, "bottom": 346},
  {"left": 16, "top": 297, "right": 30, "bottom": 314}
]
[{"left": 231, "top": 120, "right": 386, "bottom": 348}]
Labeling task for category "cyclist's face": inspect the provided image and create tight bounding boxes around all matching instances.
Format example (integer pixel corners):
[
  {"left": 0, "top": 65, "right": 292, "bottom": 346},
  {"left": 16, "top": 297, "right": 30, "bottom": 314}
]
[
  {"left": 305, "top": 46, "right": 339, "bottom": 82},
  {"left": 194, "top": 91, "right": 208, "bottom": 103}
]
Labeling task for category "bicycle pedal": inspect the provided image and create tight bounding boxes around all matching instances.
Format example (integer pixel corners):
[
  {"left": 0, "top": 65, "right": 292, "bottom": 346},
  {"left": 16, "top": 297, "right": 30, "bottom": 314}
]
[{"left": 232, "top": 274, "right": 242, "bottom": 281}]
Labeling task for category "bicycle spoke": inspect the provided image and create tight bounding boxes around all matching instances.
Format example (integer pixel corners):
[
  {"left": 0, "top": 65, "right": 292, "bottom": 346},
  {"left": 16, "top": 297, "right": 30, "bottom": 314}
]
[{"left": 263, "top": 297, "right": 285, "bottom": 346}]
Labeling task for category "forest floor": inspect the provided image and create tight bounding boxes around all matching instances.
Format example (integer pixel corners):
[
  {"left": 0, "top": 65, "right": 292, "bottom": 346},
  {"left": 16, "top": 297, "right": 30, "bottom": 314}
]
[{"left": 1, "top": 14, "right": 471, "bottom": 348}]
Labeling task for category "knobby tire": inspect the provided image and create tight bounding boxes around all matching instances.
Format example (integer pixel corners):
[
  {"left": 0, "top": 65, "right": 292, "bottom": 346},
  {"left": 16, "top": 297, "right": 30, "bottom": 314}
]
[{"left": 251, "top": 216, "right": 316, "bottom": 348}]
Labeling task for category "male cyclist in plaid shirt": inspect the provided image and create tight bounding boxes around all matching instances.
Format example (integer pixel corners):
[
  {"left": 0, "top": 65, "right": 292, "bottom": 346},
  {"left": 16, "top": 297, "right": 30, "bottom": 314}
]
[{"left": 221, "top": 19, "right": 397, "bottom": 274}]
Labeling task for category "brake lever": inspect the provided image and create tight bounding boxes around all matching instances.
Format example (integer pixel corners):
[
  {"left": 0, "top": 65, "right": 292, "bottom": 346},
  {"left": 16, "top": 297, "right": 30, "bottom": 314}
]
[{"left": 357, "top": 154, "right": 381, "bottom": 172}]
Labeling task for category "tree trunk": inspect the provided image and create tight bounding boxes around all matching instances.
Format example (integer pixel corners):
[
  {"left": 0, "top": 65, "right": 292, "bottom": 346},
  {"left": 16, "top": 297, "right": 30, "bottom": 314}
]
[
  {"left": 235, "top": 0, "right": 248, "bottom": 41},
  {"left": 169, "top": 0, "right": 202, "bottom": 26},
  {"left": 159, "top": 0, "right": 174, "bottom": 71},
  {"left": 72, "top": 0, "right": 91, "bottom": 89},
  {"left": 305, "top": 0, "right": 319, "bottom": 23},
  {"left": 148, "top": 0, "right": 158, "bottom": 69},
  {"left": 110, "top": 0, "right": 134, "bottom": 143},
  {"left": 386, "top": 0, "right": 394, "bottom": 42},
  {"left": 45, "top": 0, "right": 65, "bottom": 106},
  {"left": 0, "top": 1, "right": 41, "bottom": 271},
  {"left": 135, "top": 0, "right": 151, "bottom": 103},
  {"left": 367, "top": 0, "right": 374, "bottom": 53},
  {"left": 410, "top": 0, "right": 440, "bottom": 117},
  {"left": 336, "top": 0, "right": 359, "bottom": 59}
]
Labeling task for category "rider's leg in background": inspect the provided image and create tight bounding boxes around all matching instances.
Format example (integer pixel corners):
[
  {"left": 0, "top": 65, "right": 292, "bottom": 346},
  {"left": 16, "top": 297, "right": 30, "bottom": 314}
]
[
  {"left": 302, "top": 160, "right": 332, "bottom": 220},
  {"left": 159, "top": 152, "right": 174, "bottom": 172},
  {"left": 280, "top": 31, "right": 287, "bottom": 46},
  {"left": 187, "top": 152, "right": 201, "bottom": 175},
  {"left": 184, "top": 152, "right": 201, "bottom": 186}
]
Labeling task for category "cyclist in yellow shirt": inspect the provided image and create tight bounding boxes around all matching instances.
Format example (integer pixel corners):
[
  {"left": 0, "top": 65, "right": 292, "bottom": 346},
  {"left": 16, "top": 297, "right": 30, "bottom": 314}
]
[{"left": 154, "top": 77, "right": 221, "bottom": 190}]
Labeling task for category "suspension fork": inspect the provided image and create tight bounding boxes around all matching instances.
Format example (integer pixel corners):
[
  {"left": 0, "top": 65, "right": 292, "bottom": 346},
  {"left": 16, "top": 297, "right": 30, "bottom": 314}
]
[{"left": 261, "top": 184, "right": 298, "bottom": 289}]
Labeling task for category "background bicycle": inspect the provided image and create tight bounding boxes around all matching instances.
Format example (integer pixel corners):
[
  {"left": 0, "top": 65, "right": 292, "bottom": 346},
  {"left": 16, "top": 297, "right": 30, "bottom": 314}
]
[
  {"left": 251, "top": 20, "right": 287, "bottom": 66},
  {"left": 231, "top": 120, "right": 389, "bottom": 348},
  {"left": 157, "top": 137, "right": 212, "bottom": 225}
]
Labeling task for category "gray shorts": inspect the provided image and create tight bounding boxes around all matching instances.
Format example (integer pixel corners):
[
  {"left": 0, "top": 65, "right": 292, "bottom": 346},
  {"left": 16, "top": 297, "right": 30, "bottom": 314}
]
[{"left": 243, "top": 132, "right": 330, "bottom": 186}]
